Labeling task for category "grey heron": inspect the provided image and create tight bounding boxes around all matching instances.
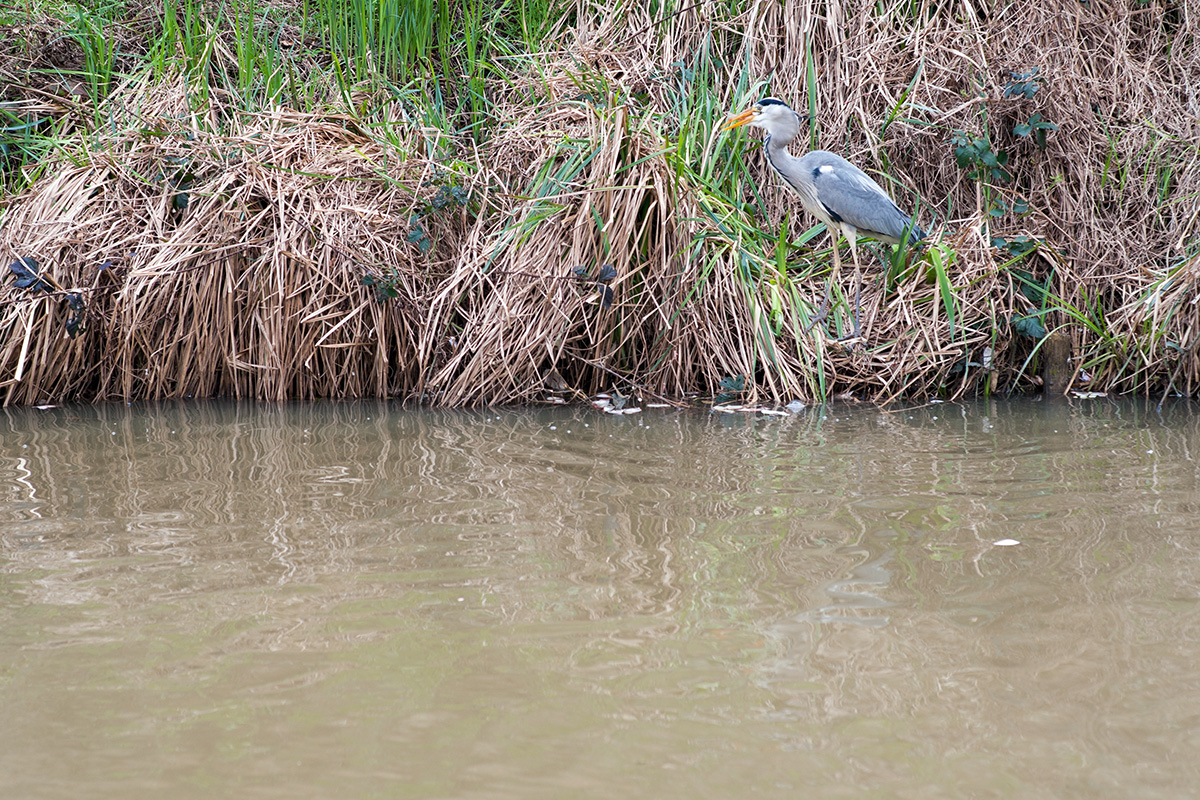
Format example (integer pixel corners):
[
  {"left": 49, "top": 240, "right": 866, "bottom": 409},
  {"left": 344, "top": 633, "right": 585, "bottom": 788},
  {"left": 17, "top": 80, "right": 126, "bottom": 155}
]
[{"left": 723, "top": 97, "right": 925, "bottom": 340}]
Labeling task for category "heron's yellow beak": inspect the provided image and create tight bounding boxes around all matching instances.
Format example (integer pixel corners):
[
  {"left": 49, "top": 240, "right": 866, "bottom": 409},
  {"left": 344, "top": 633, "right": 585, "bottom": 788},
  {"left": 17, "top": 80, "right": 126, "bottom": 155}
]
[{"left": 721, "top": 108, "right": 757, "bottom": 132}]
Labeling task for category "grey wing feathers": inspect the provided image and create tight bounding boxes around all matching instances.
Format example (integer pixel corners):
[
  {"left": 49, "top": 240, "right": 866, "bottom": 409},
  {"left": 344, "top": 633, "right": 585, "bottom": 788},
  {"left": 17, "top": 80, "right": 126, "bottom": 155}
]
[{"left": 802, "top": 151, "right": 924, "bottom": 243}]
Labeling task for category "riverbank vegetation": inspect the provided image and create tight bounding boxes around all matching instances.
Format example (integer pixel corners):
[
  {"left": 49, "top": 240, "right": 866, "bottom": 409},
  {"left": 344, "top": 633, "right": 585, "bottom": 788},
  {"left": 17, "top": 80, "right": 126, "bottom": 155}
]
[{"left": 1, "top": 0, "right": 1197, "bottom": 405}]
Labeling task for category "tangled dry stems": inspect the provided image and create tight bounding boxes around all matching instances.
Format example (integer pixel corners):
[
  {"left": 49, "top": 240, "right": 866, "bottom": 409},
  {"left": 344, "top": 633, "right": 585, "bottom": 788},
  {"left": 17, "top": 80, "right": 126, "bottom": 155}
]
[{"left": 1, "top": 0, "right": 1198, "bottom": 405}]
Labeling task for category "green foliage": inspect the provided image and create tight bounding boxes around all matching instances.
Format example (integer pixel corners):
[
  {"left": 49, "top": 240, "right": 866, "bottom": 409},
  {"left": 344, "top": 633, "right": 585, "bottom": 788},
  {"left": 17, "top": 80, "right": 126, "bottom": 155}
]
[
  {"left": 150, "top": 0, "right": 215, "bottom": 100},
  {"left": 927, "top": 241, "right": 959, "bottom": 339},
  {"left": 1013, "top": 112, "right": 1057, "bottom": 151},
  {"left": 68, "top": 6, "right": 116, "bottom": 102},
  {"left": 430, "top": 184, "right": 471, "bottom": 211},
  {"left": 714, "top": 375, "right": 746, "bottom": 404},
  {"left": 401, "top": 175, "right": 477, "bottom": 257},
  {"left": 0, "top": 110, "right": 55, "bottom": 194},
  {"left": 406, "top": 215, "right": 432, "bottom": 254},
  {"left": 6, "top": 258, "right": 87, "bottom": 337},
  {"left": 1003, "top": 68, "right": 1042, "bottom": 100},
  {"left": 992, "top": 235, "right": 1039, "bottom": 259},
  {"left": 987, "top": 197, "right": 1029, "bottom": 218},
  {"left": 1011, "top": 313, "right": 1046, "bottom": 340},
  {"left": 7, "top": 257, "right": 48, "bottom": 292},
  {"left": 1002, "top": 250, "right": 1051, "bottom": 340},
  {"left": 362, "top": 271, "right": 402, "bottom": 301},
  {"left": 64, "top": 292, "right": 87, "bottom": 337},
  {"left": 951, "top": 130, "right": 1010, "bottom": 183}
]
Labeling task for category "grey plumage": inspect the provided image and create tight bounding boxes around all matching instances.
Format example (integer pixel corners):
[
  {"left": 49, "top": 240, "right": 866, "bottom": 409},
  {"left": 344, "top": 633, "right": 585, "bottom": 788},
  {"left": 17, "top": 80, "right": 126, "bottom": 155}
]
[{"left": 723, "top": 97, "right": 925, "bottom": 339}]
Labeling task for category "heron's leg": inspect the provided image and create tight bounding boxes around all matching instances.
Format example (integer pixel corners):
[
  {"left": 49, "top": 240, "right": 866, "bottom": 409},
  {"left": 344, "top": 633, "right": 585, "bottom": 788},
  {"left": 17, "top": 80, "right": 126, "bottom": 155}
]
[
  {"left": 849, "top": 236, "right": 863, "bottom": 340},
  {"left": 804, "top": 239, "right": 842, "bottom": 333}
]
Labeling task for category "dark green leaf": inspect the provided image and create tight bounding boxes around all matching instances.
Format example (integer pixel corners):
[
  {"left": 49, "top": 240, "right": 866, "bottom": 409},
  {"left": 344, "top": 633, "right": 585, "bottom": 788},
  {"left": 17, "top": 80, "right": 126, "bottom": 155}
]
[
  {"left": 363, "top": 274, "right": 399, "bottom": 301},
  {"left": 8, "top": 256, "right": 48, "bottom": 292},
  {"left": 1012, "top": 314, "right": 1047, "bottom": 339},
  {"left": 64, "top": 293, "right": 86, "bottom": 337},
  {"left": 718, "top": 375, "right": 746, "bottom": 393}
]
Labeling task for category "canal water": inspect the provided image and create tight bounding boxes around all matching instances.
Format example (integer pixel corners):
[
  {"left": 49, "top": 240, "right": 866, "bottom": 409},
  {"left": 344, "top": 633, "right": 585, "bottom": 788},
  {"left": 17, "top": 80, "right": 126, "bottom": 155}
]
[{"left": 2, "top": 398, "right": 1198, "bottom": 798}]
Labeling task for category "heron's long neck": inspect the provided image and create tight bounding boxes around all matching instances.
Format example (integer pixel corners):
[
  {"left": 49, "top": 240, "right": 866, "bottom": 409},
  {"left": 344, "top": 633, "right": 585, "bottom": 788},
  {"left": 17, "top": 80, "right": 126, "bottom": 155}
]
[{"left": 763, "top": 134, "right": 805, "bottom": 194}]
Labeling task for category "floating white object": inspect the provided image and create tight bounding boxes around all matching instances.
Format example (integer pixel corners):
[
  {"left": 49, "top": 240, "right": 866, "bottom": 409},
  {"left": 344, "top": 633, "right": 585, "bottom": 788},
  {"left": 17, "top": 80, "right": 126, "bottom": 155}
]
[
  {"left": 646, "top": 403, "right": 670, "bottom": 408},
  {"left": 758, "top": 408, "right": 789, "bottom": 417},
  {"left": 604, "top": 406, "right": 641, "bottom": 415},
  {"left": 1071, "top": 391, "right": 1107, "bottom": 399},
  {"left": 993, "top": 539, "right": 1020, "bottom": 546},
  {"left": 786, "top": 400, "right": 806, "bottom": 413}
]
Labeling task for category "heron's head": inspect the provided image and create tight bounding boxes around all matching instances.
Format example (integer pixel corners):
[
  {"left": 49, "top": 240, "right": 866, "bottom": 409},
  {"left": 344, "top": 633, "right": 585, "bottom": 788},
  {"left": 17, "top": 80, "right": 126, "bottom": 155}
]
[{"left": 722, "top": 97, "right": 804, "bottom": 143}]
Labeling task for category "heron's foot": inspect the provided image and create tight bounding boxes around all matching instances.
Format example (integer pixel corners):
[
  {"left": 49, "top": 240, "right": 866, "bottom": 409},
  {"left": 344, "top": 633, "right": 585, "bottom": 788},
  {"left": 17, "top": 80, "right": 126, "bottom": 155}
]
[
  {"left": 803, "top": 307, "right": 829, "bottom": 334},
  {"left": 803, "top": 287, "right": 832, "bottom": 334}
]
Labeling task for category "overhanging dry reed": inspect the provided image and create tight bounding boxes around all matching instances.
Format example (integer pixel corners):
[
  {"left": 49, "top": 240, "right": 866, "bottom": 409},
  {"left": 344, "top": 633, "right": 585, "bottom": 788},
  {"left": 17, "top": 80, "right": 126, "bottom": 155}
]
[{"left": 2, "top": 0, "right": 1198, "bottom": 405}]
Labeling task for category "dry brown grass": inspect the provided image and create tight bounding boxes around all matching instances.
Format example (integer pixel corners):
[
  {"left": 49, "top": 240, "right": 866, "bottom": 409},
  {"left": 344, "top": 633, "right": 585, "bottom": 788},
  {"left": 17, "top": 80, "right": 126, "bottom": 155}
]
[{"left": 1, "top": 0, "right": 1198, "bottom": 405}]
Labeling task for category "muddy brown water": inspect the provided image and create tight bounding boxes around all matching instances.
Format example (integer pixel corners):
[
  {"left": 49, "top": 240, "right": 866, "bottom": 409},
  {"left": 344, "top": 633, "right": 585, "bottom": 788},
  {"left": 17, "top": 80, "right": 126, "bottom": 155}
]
[{"left": 2, "top": 398, "right": 1199, "bottom": 799}]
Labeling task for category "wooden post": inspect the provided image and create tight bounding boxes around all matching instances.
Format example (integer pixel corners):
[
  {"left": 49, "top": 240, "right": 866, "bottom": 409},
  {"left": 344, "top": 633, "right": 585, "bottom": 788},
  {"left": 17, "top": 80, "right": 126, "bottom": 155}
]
[{"left": 1042, "top": 330, "right": 1073, "bottom": 398}]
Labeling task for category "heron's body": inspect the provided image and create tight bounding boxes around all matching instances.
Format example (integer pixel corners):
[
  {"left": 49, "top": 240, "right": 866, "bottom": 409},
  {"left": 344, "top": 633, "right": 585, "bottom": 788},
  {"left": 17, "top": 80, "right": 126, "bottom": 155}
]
[
  {"left": 769, "top": 148, "right": 924, "bottom": 246},
  {"left": 724, "top": 97, "right": 924, "bottom": 339}
]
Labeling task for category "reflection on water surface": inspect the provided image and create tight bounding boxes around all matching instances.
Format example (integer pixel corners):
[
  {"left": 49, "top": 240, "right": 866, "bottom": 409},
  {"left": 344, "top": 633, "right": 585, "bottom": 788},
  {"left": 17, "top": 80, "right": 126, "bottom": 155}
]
[{"left": 2, "top": 399, "right": 1199, "bottom": 799}]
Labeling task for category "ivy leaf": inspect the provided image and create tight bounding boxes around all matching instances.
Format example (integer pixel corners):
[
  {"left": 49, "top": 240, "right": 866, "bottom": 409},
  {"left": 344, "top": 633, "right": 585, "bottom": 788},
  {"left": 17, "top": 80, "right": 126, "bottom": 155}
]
[
  {"left": 363, "top": 273, "right": 400, "bottom": 302},
  {"left": 1012, "top": 313, "right": 1047, "bottom": 340},
  {"left": 8, "top": 257, "right": 49, "bottom": 292},
  {"left": 64, "top": 293, "right": 86, "bottom": 338},
  {"left": 714, "top": 374, "right": 747, "bottom": 403}
]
